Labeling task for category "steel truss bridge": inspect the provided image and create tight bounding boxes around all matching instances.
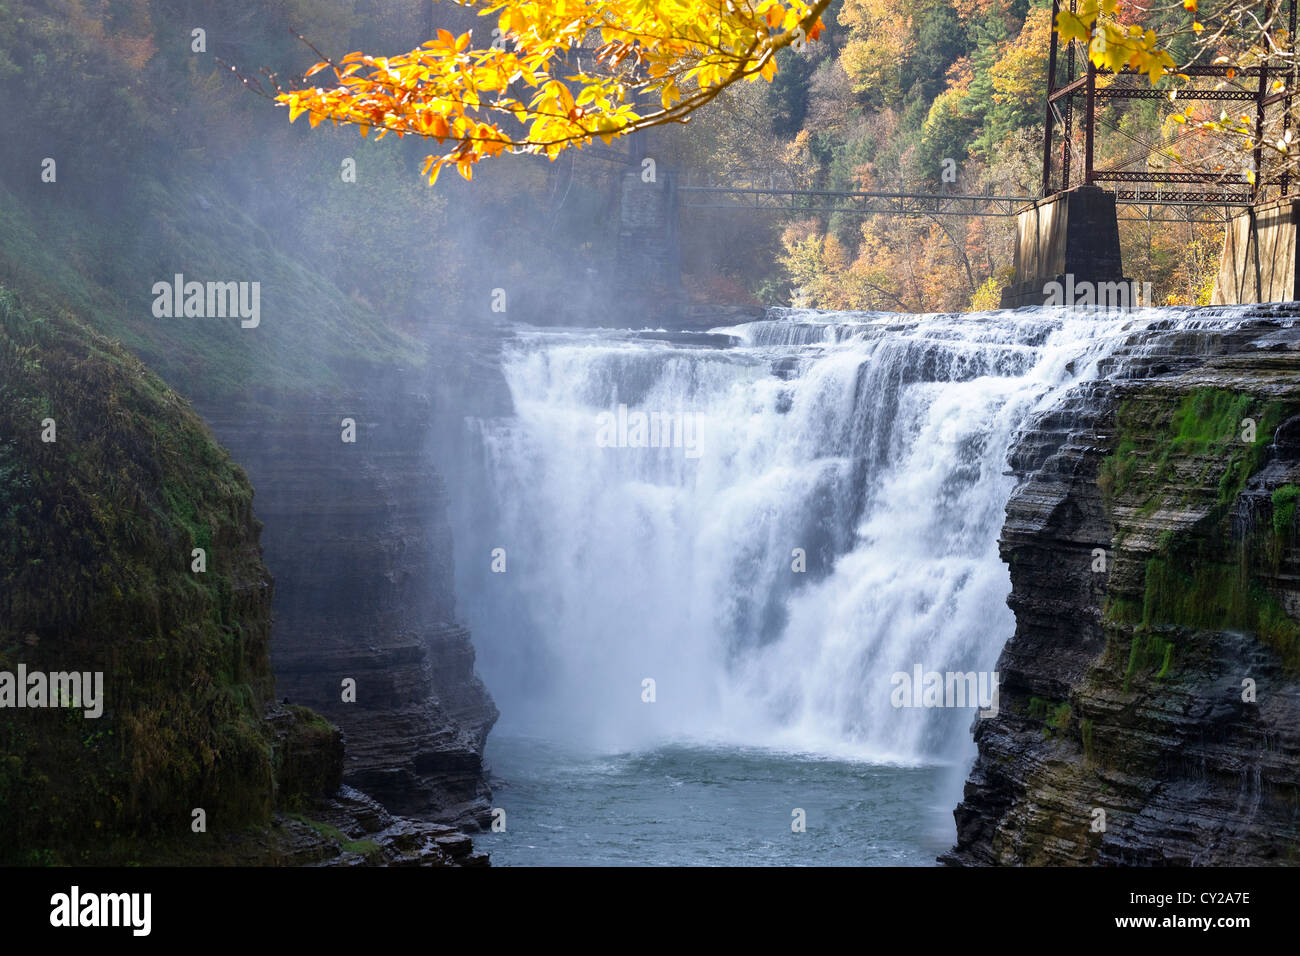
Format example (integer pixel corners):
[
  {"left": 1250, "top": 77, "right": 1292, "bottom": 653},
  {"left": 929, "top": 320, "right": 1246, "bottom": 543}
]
[
  {"left": 1041, "top": 0, "right": 1299, "bottom": 208},
  {"left": 676, "top": 184, "right": 1244, "bottom": 223}
]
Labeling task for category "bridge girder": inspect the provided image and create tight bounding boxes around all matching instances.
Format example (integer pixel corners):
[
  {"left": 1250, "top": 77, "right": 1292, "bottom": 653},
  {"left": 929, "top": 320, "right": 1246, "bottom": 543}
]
[{"left": 679, "top": 186, "right": 1242, "bottom": 222}]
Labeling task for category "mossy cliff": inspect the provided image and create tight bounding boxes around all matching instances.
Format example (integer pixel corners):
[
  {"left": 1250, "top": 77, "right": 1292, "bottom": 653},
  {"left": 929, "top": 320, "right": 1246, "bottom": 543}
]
[
  {"left": 0, "top": 287, "right": 275, "bottom": 862},
  {"left": 946, "top": 313, "right": 1300, "bottom": 865},
  {"left": 0, "top": 287, "right": 493, "bottom": 866},
  {"left": 0, "top": 287, "right": 365, "bottom": 864}
]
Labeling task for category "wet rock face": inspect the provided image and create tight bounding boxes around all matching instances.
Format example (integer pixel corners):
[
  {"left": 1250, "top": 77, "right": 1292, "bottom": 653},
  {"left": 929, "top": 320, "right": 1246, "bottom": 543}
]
[
  {"left": 276, "top": 787, "right": 490, "bottom": 868},
  {"left": 945, "top": 315, "right": 1300, "bottom": 866},
  {"left": 211, "top": 784, "right": 489, "bottom": 867},
  {"left": 204, "top": 382, "right": 498, "bottom": 831},
  {"left": 271, "top": 705, "right": 346, "bottom": 803}
]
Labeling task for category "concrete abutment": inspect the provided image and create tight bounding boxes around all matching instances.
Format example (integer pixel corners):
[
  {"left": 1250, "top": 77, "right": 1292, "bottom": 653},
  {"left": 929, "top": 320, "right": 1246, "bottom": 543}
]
[
  {"left": 1211, "top": 197, "right": 1300, "bottom": 305},
  {"left": 1000, "top": 186, "right": 1129, "bottom": 309}
]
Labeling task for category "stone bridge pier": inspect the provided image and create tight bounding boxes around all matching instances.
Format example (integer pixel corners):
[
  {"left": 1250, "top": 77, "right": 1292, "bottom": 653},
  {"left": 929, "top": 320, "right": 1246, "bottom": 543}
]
[
  {"left": 1000, "top": 185, "right": 1129, "bottom": 309},
  {"left": 612, "top": 149, "right": 684, "bottom": 321},
  {"left": 1000, "top": 185, "right": 1300, "bottom": 308}
]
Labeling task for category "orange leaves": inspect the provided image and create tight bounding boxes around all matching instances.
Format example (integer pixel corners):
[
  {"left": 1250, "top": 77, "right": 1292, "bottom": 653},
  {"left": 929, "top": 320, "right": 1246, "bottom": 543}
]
[
  {"left": 277, "top": 0, "right": 832, "bottom": 183},
  {"left": 421, "top": 153, "right": 442, "bottom": 184}
]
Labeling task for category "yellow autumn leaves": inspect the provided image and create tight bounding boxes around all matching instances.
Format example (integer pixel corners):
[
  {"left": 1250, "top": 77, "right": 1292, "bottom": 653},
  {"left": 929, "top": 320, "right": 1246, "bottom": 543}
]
[
  {"left": 1055, "top": 0, "right": 1175, "bottom": 82},
  {"left": 278, "top": 0, "right": 830, "bottom": 183}
]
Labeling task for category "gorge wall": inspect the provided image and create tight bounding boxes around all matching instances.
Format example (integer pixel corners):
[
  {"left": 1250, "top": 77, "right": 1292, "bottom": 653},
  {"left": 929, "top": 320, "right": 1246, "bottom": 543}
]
[
  {"left": 205, "top": 366, "right": 500, "bottom": 830},
  {"left": 946, "top": 310, "right": 1300, "bottom": 865},
  {"left": 0, "top": 287, "right": 280, "bottom": 863},
  {"left": 0, "top": 172, "right": 504, "bottom": 841},
  {"left": 0, "top": 285, "right": 493, "bottom": 865}
]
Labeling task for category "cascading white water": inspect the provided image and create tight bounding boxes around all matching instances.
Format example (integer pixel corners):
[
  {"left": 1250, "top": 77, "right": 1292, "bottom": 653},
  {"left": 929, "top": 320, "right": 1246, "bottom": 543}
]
[{"left": 458, "top": 306, "right": 1234, "bottom": 763}]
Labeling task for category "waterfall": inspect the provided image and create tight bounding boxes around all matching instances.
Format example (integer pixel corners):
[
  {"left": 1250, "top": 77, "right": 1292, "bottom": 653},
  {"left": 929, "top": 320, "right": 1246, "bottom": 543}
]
[{"left": 455, "top": 307, "right": 1223, "bottom": 762}]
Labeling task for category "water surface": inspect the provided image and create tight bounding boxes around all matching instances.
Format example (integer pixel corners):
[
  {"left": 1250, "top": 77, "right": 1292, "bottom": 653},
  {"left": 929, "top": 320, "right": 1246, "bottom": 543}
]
[{"left": 479, "top": 734, "right": 958, "bottom": 866}]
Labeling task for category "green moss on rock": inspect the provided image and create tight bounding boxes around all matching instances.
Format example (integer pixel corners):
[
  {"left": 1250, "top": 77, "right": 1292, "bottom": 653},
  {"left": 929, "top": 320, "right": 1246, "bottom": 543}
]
[
  {"left": 0, "top": 287, "right": 279, "bottom": 864},
  {"left": 1099, "top": 388, "right": 1285, "bottom": 517},
  {"left": 272, "top": 705, "right": 344, "bottom": 812},
  {"left": 1272, "top": 484, "right": 1300, "bottom": 536},
  {"left": 1100, "top": 386, "right": 1300, "bottom": 678}
]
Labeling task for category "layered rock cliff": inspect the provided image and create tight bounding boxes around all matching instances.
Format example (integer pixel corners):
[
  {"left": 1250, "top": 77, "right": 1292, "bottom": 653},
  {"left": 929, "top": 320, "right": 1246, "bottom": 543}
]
[
  {"left": 946, "top": 309, "right": 1300, "bottom": 865},
  {"left": 205, "top": 375, "right": 499, "bottom": 830},
  {"left": 0, "top": 0, "right": 509, "bottom": 855},
  {"left": 0, "top": 173, "right": 503, "bottom": 839}
]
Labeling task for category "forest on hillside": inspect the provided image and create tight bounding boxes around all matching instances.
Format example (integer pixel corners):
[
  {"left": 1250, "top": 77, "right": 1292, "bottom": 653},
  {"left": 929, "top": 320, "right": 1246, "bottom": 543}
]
[
  {"left": 0, "top": 0, "right": 1232, "bottom": 325},
  {"left": 660, "top": 0, "right": 1228, "bottom": 312}
]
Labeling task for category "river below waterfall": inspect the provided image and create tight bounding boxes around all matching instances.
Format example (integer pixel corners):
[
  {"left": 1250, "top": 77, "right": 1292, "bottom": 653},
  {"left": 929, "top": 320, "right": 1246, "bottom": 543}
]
[
  {"left": 451, "top": 306, "right": 1249, "bottom": 865},
  {"left": 477, "top": 733, "right": 955, "bottom": 865}
]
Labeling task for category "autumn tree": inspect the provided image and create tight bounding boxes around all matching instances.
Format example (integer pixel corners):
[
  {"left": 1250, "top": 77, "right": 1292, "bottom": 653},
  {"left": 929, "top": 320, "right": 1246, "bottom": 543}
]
[
  {"left": 245, "top": 0, "right": 1262, "bottom": 309},
  {"left": 988, "top": 5, "right": 1052, "bottom": 140},
  {"left": 263, "top": 0, "right": 831, "bottom": 182}
]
